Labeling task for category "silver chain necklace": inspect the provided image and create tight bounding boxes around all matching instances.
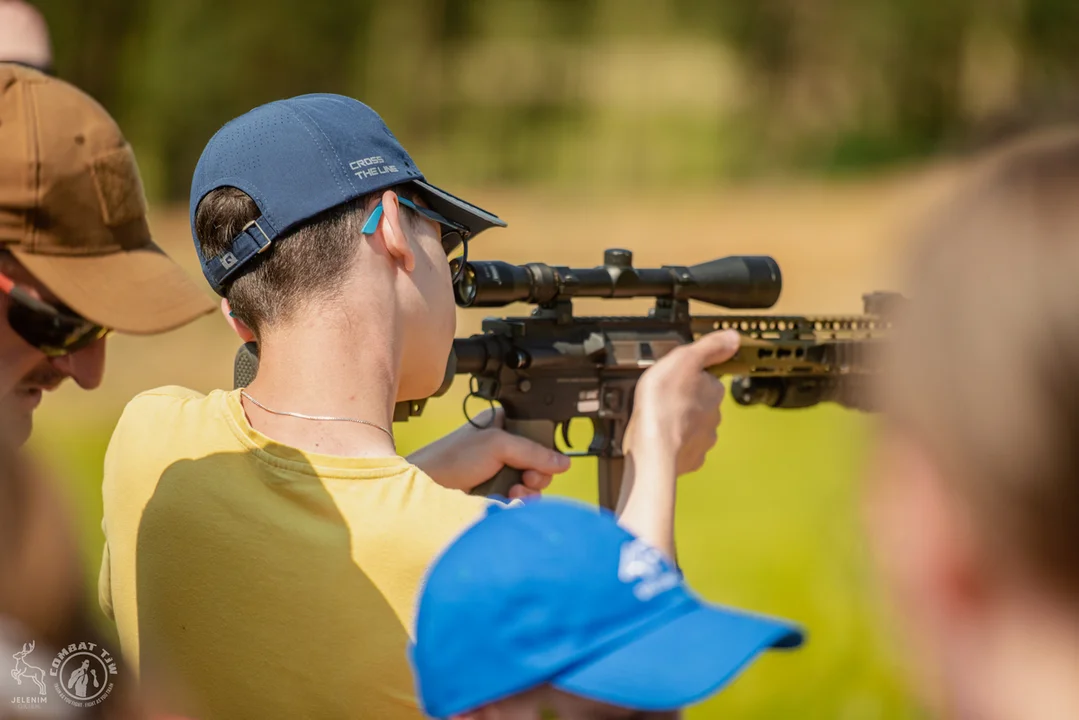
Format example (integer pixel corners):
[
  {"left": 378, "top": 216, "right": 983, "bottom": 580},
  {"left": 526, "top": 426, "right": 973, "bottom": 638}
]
[{"left": 240, "top": 390, "right": 396, "bottom": 451}]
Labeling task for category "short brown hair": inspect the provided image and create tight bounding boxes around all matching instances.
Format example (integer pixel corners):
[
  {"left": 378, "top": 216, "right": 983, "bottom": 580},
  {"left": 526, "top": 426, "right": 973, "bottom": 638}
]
[
  {"left": 885, "top": 127, "right": 1079, "bottom": 601},
  {"left": 194, "top": 185, "right": 417, "bottom": 335}
]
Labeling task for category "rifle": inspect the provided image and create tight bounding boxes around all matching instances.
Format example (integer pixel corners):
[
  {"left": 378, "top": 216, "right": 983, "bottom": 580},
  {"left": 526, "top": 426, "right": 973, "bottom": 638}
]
[{"left": 234, "top": 248, "right": 898, "bottom": 510}]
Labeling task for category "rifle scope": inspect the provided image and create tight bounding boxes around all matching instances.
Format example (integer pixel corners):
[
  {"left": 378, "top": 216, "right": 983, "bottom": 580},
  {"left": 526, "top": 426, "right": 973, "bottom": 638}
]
[{"left": 453, "top": 248, "right": 782, "bottom": 310}]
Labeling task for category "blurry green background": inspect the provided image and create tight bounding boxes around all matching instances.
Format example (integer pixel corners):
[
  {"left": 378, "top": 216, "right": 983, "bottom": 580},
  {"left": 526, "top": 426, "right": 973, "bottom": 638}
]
[
  {"left": 19, "top": 0, "right": 1079, "bottom": 718},
  {"left": 32, "top": 0, "right": 1079, "bottom": 200}
]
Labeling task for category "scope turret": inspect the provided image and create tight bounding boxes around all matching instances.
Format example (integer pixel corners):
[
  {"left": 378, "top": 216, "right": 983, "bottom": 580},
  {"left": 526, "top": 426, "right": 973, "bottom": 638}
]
[{"left": 453, "top": 248, "right": 782, "bottom": 310}]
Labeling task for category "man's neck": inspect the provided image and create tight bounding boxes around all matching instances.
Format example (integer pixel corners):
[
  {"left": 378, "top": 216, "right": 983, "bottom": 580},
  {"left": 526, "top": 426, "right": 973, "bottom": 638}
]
[{"left": 240, "top": 313, "right": 400, "bottom": 458}]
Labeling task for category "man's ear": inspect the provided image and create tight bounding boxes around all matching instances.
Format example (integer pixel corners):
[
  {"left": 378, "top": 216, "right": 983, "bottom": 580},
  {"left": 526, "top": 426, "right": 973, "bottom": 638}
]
[
  {"left": 376, "top": 189, "right": 416, "bottom": 273},
  {"left": 915, "top": 450, "right": 988, "bottom": 623},
  {"left": 221, "top": 298, "right": 255, "bottom": 343},
  {"left": 864, "top": 431, "right": 989, "bottom": 635}
]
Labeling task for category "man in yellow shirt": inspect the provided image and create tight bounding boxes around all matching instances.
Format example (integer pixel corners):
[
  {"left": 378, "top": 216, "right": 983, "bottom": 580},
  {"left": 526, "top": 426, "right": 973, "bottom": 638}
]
[{"left": 100, "top": 93, "right": 738, "bottom": 719}]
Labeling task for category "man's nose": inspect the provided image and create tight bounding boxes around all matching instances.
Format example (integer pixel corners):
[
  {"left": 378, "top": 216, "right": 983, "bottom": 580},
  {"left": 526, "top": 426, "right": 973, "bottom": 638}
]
[{"left": 48, "top": 337, "right": 107, "bottom": 389}]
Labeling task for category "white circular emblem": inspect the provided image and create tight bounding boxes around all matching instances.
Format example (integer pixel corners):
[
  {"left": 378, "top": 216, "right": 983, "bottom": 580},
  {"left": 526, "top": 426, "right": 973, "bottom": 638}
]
[{"left": 50, "top": 641, "right": 116, "bottom": 707}]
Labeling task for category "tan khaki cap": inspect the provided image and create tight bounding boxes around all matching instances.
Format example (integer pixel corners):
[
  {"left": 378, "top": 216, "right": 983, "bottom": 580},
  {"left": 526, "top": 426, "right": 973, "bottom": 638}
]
[{"left": 0, "top": 63, "right": 214, "bottom": 334}]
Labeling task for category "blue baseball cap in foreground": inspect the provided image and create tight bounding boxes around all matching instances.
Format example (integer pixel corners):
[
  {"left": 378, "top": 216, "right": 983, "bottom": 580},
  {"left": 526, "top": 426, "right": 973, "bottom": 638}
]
[
  {"left": 409, "top": 499, "right": 804, "bottom": 717},
  {"left": 189, "top": 93, "right": 506, "bottom": 296}
]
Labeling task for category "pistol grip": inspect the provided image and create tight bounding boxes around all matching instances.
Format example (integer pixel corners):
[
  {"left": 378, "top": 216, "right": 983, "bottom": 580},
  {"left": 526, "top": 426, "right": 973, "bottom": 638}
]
[{"left": 469, "top": 419, "right": 556, "bottom": 499}]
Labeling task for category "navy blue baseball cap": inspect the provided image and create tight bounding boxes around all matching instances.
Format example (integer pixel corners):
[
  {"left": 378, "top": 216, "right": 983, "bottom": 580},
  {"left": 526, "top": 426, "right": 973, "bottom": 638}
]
[
  {"left": 190, "top": 93, "right": 506, "bottom": 296},
  {"left": 409, "top": 499, "right": 805, "bottom": 717}
]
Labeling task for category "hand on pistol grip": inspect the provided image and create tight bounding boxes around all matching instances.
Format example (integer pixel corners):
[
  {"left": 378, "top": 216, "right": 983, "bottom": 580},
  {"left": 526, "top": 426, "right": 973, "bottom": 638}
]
[
  {"left": 407, "top": 411, "right": 569, "bottom": 499},
  {"left": 469, "top": 418, "right": 561, "bottom": 499}
]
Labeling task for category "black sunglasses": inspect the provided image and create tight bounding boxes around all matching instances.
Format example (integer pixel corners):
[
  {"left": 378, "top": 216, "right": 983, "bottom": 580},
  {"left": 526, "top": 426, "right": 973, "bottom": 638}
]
[{"left": 0, "top": 270, "right": 110, "bottom": 357}]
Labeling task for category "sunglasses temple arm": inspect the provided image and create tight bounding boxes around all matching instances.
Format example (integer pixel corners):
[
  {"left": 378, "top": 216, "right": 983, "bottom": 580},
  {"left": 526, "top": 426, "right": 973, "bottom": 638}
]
[
  {"left": 361, "top": 205, "right": 385, "bottom": 235},
  {"left": 9, "top": 285, "right": 60, "bottom": 315}
]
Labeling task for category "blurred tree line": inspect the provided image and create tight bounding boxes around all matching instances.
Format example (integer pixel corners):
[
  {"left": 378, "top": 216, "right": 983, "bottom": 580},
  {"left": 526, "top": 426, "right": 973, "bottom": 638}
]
[{"left": 30, "top": 0, "right": 1079, "bottom": 201}]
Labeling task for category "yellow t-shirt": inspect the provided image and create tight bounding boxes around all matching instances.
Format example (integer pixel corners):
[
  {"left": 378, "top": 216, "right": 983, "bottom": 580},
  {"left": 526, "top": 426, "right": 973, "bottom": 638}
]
[{"left": 98, "top": 386, "right": 490, "bottom": 719}]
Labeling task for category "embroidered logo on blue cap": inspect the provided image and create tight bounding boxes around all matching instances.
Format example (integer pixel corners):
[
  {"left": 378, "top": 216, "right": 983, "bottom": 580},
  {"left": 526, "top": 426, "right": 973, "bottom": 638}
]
[{"left": 349, "top": 155, "right": 399, "bottom": 179}]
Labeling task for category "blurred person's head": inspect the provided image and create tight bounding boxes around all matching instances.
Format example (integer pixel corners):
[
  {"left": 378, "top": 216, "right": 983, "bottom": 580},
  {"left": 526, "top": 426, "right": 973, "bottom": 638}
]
[
  {"left": 0, "top": 1, "right": 52, "bottom": 73},
  {"left": 0, "top": 64, "right": 213, "bottom": 444},
  {"left": 0, "top": 415, "right": 84, "bottom": 652},
  {"left": 0, "top": 415, "right": 176, "bottom": 719},
  {"left": 190, "top": 94, "right": 505, "bottom": 400},
  {"left": 865, "top": 128, "right": 1079, "bottom": 720},
  {"left": 410, "top": 499, "right": 804, "bottom": 719}
]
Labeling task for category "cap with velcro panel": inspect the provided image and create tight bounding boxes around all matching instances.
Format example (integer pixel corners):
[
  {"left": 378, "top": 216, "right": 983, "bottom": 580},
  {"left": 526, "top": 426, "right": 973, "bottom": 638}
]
[
  {"left": 190, "top": 93, "right": 506, "bottom": 296},
  {"left": 0, "top": 63, "right": 213, "bottom": 334}
]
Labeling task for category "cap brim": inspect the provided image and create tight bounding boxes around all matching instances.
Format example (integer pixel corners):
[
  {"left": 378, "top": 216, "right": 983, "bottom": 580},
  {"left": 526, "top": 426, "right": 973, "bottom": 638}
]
[
  {"left": 552, "top": 602, "right": 804, "bottom": 711},
  {"left": 409, "top": 180, "right": 508, "bottom": 237},
  {"left": 11, "top": 246, "right": 216, "bottom": 335}
]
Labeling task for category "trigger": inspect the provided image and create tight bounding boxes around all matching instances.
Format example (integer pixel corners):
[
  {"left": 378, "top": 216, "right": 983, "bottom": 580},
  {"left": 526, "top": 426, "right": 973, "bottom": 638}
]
[{"left": 561, "top": 420, "right": 573, "bottom": 450}]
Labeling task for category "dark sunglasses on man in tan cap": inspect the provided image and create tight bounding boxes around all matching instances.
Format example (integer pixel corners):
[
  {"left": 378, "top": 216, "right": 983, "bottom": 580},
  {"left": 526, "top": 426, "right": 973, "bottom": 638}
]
[{"left": 0, "top": 63, "right": 214, "bottom": 441}]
